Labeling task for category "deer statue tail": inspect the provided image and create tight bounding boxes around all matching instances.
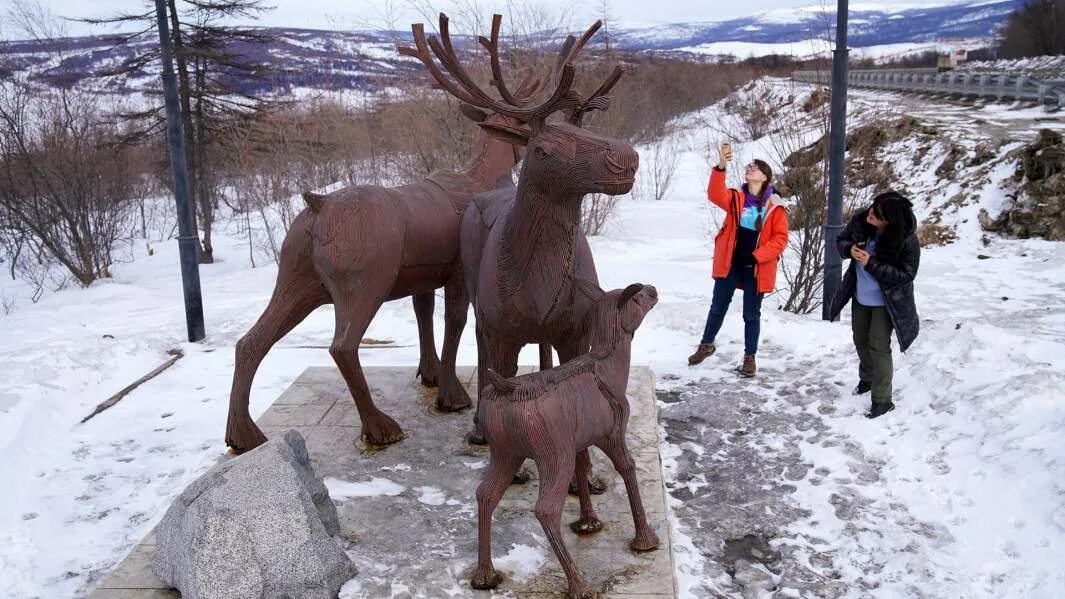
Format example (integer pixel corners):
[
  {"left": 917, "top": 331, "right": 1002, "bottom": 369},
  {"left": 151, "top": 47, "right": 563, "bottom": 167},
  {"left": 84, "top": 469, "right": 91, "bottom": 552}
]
[
  {"left": 485, "top": 368, "right": 518, "bottom": 394},
  {"left": 302, "top": 191, "right": 328, "bottom": 213}
]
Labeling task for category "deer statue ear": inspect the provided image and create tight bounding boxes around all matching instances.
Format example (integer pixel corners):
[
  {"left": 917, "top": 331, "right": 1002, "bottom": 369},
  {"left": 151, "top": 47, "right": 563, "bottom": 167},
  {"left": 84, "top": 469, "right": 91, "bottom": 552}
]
[
  {"left": 616, "top": 283, "right": 643, "bottom": 309},
  {"left": 478, "top": 121, "right": 530, "bottom": 147},
  {"left": 460, "top": 104, "right": 488, "bottom": 123},
  {"left": 572, "top": 277, "right": 605, "bottom": 303}
]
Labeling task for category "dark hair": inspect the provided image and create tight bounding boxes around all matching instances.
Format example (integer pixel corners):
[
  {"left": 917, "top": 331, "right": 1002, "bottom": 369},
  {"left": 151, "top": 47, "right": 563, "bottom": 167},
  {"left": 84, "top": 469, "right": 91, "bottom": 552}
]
[
  {"left": 871, "top": 191, "right": 913, "bottom": 229},
  {"left": 743, "top": 159, "right": 774, "bottom": 231}
]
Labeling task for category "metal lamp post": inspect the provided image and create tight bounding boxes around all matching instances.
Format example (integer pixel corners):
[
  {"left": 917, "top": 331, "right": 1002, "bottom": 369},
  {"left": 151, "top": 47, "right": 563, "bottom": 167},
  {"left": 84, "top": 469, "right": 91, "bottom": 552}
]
[
  {"left": 154, "top": 0, "right": 205, "bottom": 342},
  {"left": 822, "top": 0, "right": 849, "bottom": 321}
]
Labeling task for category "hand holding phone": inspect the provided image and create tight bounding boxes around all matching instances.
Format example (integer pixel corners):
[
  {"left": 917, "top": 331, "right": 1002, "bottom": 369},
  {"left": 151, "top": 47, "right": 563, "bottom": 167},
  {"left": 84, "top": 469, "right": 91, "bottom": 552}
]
[{"left": 718, "top": 141, "right": 733, "bottom": 169}]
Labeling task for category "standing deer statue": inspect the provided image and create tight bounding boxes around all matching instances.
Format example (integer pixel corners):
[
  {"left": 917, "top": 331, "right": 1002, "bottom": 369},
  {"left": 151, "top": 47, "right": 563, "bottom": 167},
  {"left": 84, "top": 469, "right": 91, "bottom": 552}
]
[
  {"left": 472, "top": 281, "right": 661, "bottom": 598},
  {"left": 223, "top": 35, "right": 534, "bottom": 451},
  {"left": 434, "top": 17, "right": 637, "bottom": 446}
]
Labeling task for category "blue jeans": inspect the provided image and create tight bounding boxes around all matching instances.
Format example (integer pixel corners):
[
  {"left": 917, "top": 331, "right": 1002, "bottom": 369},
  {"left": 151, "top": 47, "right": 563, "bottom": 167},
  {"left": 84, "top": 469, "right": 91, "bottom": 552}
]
[{"left": 700, "top": 264, "right": 765, "bottom": 355}]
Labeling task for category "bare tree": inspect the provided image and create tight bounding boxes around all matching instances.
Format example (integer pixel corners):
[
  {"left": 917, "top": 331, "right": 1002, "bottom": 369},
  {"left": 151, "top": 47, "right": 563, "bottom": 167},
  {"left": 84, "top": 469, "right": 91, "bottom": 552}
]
[
  {"left": 1000, "top": 0, "right": 1065, "bottom": 58},
  {"left": 83, "top": 0, "right": 275, "bottom": 264}
]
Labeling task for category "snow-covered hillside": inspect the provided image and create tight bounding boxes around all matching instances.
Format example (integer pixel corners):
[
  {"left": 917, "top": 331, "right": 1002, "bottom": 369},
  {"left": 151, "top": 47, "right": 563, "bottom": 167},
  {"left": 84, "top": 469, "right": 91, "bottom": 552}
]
[
  {"left": 1, "top": 79, "right": 1064, "bottom": 597},
  {"left": 0, "top": 0, "right": 1021, "bottom": 97}
]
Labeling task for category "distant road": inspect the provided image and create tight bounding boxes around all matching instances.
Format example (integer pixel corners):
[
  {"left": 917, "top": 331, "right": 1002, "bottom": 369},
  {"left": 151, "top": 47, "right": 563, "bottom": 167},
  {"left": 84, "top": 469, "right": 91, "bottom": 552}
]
[{"left": 792, "top": 67, "right": 1065, "bottom": 109}]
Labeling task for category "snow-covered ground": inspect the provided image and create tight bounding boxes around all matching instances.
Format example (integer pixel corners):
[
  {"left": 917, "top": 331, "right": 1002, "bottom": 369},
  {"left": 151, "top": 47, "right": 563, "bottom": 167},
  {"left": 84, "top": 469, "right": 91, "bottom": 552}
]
[{"left": 1, "top": 80, "right": 1064, "bottom": 598}]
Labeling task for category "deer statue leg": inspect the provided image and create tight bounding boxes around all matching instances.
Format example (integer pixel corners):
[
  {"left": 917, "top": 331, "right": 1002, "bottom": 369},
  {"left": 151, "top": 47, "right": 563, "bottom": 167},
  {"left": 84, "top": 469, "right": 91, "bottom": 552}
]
[
  {"left": 568, "top": 449, "right": 603, "bottom": 535},
  {"left": 471, "top": 451, "right": 523, "bottom": 590},
  {"left": 226, "top": 263, "right": 328, "bottom": 453},
  {"left": 468, "top": 324, "right": 489, "bottom": 445},
  {"left": 412, "top": 292, "right": 441, "bottom": 388},
  {"left": 599, "top": 433, "right": 660, "bottom": 552},
  {"left": 436, "top": 273, "right": 472, "bottom": 412},
  {"left": 330, "top": 286, "right": 404, "bottom": 446},
  {"left": 534, "top": 451, "right": 596, "bottom": 599},
  {"left": 468, "top": 329, "right": 519, "bottom": 445},
  {"left": 557, "top": 339, "right": 607, "bottom": 497},
  {"left": 538, "top": 343, "right": 553, "bottom": 369}
]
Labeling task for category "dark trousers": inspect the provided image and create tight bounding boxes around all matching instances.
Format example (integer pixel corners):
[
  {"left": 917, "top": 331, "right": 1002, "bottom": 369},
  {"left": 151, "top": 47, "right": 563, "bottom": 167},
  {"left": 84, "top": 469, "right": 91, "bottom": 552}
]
[
  {"left": 701, "top": 264, "right": 764, "bottom": 355},
  {"left": 852, "top": 301, "right": 894, "bottom": 404}
]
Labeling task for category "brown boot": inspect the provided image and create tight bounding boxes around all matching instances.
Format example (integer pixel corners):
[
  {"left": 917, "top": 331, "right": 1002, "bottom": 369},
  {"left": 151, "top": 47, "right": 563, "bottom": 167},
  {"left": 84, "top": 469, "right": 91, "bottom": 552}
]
[
  {"left": 687, "top": 343, "right": 716, "bottom": 365},
  {"left": 737, "top": 354, "right": 756, "bottom": 377}
]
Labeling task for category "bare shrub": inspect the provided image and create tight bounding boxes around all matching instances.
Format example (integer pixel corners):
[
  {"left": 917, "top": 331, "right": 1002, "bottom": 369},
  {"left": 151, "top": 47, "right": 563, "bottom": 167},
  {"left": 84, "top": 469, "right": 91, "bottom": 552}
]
[
  {"left": 632, "top": 128, "right": 682, "bottom": 202},
  {"left": 580, "top": 194, "right": 618, "bottom": 236},
  {"left": 0, "top": 83, "right": 138, "bottom": 287}
]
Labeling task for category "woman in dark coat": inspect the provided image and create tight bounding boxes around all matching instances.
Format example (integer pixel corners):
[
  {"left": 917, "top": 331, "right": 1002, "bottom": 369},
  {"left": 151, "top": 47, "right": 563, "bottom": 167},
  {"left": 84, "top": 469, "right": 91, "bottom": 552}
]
[{"left": 829, "top": 191, "right": 920, "bottom": 419}]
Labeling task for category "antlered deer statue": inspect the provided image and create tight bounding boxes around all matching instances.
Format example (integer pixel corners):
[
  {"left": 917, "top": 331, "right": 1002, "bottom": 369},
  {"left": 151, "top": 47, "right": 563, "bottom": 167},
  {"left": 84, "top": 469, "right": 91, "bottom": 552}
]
[{"left": 223, "top": 28, "right": 537, "bottom": 451}]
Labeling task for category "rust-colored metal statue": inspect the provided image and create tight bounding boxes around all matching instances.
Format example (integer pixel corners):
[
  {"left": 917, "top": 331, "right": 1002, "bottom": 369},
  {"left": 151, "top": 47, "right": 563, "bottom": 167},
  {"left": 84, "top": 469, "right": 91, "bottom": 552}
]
[
  {"left": 472, "top": 281, "right": 660, "bottom": 598},
  {"left": 223, "top": 44, "right": 530, "bottom": 452},
  {"left": 421, "top": 17, "right": 639, "bottom": 444}
]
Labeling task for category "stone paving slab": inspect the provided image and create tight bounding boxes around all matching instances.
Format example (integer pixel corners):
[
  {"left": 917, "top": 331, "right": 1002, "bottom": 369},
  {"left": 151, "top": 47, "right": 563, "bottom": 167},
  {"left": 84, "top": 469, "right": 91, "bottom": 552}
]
[{"left": 88, "top": 366, "right": 675, "bottom": 598}]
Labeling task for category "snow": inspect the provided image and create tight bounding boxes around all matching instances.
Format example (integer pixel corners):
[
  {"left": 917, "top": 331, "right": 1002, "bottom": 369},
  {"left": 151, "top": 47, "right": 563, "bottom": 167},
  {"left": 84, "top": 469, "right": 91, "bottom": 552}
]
[
  {"left": 325, "top": 476, "right": 406, "bottom": 499},
  {"left": 2, "top": 76, "right": 1065, "bottom": 597},
  {"left": 678, "top": 38, "right": 993, "bottom": 61},
  {"left": 493, "top": 543, "right": 547, "bottom": 583}
]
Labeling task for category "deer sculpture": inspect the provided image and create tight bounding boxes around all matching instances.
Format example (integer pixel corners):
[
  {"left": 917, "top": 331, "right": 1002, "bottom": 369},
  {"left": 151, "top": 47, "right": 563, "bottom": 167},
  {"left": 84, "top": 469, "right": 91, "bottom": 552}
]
[
  {"left": 223, "top": 38, "right": 534, "bottom": 452},
  {"left": 472, "top": 281, "right": 661, "bottom": 598},
  {"left": 443, "top": 18, "right": 638, "bottom": 447},
  {"left": 397, "top": 13, "right": 637, "bottom": 493}
]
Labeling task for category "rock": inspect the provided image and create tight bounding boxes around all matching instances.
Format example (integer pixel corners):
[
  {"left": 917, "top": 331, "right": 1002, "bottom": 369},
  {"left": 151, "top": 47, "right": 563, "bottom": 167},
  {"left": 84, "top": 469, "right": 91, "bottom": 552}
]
[
  {"left": 935, "top": 144, "right": 967, "bottom": 180},
  {"left": 980, "top": 129, "right": 1065, "bottom": 241},
  {"left": 153, "top": 430, "right": 356, "bottom": 599}
]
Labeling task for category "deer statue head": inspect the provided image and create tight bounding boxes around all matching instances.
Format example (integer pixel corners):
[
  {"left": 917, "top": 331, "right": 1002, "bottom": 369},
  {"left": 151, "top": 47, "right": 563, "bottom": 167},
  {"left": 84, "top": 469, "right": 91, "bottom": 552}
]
[
  {"left": 399, "top": 14, "right": 638, "bottom": 197},
  {"left": 574, "top": 278, "right": 659, "bottom": 356}
]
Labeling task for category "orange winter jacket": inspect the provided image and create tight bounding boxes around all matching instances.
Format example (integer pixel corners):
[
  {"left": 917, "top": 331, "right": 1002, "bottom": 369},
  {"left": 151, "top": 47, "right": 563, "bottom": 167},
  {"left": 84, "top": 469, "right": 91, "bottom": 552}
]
[{"left": 706, "top": 167, "right": 789, "bottom": 293}]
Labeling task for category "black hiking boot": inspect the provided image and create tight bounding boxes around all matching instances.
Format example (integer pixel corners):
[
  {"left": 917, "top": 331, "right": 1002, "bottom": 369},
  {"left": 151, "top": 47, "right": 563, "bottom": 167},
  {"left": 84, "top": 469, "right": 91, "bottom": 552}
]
[
  {"left": 687, "top": 343, "right": 716, "bottom": 366},
  {"left": 865, "top": 402, "right": 896, "bottom": 419},
  {"left": 853, "top": 380, "right": 872, "bottom": 395}
]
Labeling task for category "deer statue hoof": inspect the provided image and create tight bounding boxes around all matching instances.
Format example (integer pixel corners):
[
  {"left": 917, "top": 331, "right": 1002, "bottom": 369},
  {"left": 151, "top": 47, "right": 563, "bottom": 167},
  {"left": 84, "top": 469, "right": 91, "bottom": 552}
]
[
  {"left": 511, "top": 468, "right": 532, "bottom": 485},
  {"left": 360, "top": 413, "right": 405, "bottom": 446},
  {"left": 225, "top": 418, "right": 268, "bottom": 454},
  {"left": 629, "top": 531, "right": 660, "bottom": 552},
  {"left": 567, "top": 581, "right": 599, "bottom": 599},
  {"left": 466, "top": 429, "right": 488, "bottom": 445},
  {"left": 417, "top": 362, "right": 440, "bottom": 388},
  {"left": 436, "top": 381, "right": 472, "bottom": 412},
  {"left": 568, "top": 476, "right": 607, "bottom": 496},
  {"left": 470, "top": 565, "right": 503, "bottom": 590},
  {"left": 569, "top": 517, "right": 603, "bottom": 535}
]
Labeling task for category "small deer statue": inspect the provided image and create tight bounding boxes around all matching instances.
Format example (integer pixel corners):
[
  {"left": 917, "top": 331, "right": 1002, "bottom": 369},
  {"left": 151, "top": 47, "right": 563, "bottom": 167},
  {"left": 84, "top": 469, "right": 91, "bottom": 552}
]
[{"left": 471, "top": 280, "right": 660, "bottom": 599}]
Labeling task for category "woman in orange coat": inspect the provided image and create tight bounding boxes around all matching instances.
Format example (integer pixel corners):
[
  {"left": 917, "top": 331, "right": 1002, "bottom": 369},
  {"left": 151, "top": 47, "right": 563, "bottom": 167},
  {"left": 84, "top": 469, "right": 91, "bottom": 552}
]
[{"left": 688, "top": 142, "right": 789, "bottom": 376}]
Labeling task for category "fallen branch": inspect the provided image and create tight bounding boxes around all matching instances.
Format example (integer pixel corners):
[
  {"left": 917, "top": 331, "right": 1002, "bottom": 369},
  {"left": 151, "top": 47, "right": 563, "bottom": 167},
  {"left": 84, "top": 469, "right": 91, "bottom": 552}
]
[{"left": 80, "top": 349, "right": 185, "bottom": 424}]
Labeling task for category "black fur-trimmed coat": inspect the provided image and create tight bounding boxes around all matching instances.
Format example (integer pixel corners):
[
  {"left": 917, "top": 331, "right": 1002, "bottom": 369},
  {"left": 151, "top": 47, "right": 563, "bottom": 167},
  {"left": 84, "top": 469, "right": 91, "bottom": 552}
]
[{"left": 829, "top": 208, "right": 921, "bottom": 352}]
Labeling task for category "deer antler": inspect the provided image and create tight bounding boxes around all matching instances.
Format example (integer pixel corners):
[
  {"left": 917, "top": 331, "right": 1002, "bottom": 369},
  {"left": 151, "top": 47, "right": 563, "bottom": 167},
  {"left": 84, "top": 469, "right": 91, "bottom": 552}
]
[
  {"left": 567, "top": 64, "right": 627, "bottom": 125},
  {"left": 552, "top": 20, "right": 602, "bottom": 88},
  {"left": 398, "top": 13, "right": 585, "bottom": 122},
  {"left": 478, "top": 14, "right": 526, "bottom": 105}
]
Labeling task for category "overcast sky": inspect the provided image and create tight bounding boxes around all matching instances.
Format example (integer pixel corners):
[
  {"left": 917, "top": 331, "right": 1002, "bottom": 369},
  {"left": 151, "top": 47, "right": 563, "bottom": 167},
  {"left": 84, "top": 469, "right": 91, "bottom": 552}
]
[{"left": 7, "top": 0, "right": 966, "bottom": 39}]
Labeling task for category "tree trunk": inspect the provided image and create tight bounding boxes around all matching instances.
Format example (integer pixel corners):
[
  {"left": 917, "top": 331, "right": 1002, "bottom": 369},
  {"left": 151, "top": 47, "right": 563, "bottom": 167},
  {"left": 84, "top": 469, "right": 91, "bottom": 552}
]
[
  {"left": 193, "top": 61, "right": 214, "bottom": 263},
  {"left": 166, "top": 0, "right": 205, "bottom": 259}
]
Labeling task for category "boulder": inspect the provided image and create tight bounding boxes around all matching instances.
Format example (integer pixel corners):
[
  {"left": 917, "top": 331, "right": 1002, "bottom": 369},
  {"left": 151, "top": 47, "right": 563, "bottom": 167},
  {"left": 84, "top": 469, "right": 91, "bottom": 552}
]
[{"left": 153, "top": 430, "right": 356, "bottom": 599}]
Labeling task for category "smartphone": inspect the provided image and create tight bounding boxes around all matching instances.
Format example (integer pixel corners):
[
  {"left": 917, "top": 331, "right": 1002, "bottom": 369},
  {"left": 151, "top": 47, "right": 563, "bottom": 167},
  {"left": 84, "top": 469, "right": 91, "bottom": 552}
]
[{"left": 855, "top": 241, "right": 866, "bottom": 249}]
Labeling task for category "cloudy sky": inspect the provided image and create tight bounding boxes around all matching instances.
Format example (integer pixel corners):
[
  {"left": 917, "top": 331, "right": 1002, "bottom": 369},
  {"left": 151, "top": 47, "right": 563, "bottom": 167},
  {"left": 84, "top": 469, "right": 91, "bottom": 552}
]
[{"left": 9, "top": 0, "right": 968, "bottom": 38}]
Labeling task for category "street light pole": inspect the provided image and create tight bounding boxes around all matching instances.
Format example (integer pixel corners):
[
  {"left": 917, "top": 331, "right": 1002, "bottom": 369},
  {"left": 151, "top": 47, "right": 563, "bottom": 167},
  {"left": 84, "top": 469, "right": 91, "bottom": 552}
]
[
  {"left": 154, "top": 0, "right": 205, "bottom": 342},
  {"left": 822, "top": 0, "right": 849, "bottom": 321}
]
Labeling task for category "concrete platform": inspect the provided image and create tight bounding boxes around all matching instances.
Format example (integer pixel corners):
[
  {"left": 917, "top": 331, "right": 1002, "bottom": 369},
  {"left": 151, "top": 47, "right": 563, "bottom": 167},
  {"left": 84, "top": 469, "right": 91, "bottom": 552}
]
[{"left": 88, "top": 366, "right": 675, "bottom": 598}]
